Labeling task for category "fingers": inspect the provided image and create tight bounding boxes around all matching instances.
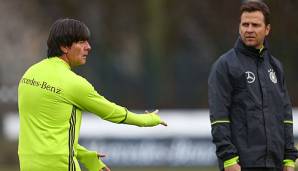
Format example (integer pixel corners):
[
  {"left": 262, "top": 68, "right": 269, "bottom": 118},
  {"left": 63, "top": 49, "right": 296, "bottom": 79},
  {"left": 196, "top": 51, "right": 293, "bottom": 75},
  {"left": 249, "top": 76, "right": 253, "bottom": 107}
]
[
  {"left": 145, "top": 109, "right": 168, "bottom": 126},
  {"left": 160, "top": 120, "right": 168, "bottom": 126},
  {"left": 145, "top": 109, "right": 159, "bottom": 114},
  {"left": 97, "top": 153, "right": 107, "bottom": 158},
  {"left": 152, "top": 109, "right": 159, "bottom": 114},
  {"left": 103, "top": 166, "right": 111, "bottom": 171},
  {"left": 145, "top": 109, "right": 167, "bottom": 126}
]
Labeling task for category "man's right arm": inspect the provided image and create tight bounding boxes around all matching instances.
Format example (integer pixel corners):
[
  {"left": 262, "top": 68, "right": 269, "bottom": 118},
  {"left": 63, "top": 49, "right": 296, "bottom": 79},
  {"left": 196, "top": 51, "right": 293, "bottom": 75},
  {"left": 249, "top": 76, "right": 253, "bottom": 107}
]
[
  {"left": 208, "top": 59, "right": 239, "bottom": 169},
  {"left": 66, "top": 75, "right": 165, "bottom": 127}
]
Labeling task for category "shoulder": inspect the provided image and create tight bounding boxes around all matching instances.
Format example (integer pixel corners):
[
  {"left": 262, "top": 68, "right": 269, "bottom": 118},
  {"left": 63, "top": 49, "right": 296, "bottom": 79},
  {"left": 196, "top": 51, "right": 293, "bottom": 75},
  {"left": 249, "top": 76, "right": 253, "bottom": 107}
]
[
  {"left": 270, "top": 55, "right": 283, "bottom": 70},
  {"left": 211, "top": 49, "right": 236, "bottom": 71},
  {"left": 67, "top": 70, "right": 86, "bottom": 82},
  {"left": 22, "top": 59, "right": 46, "bottom": 74},
  {"left": 65, "top": 71, "right": 94, "bottom": 91},
  {"left": 267, "top": 54, "right": 287, "bottom": 82}
]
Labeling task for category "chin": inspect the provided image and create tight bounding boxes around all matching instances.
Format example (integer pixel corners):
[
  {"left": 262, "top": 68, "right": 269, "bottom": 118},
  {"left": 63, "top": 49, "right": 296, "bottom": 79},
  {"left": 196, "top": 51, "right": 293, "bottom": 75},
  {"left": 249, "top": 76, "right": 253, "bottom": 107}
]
[
  {"left": 244, "top": 42, "right": 258, "bottom": 48},
  {"left": 81, "top": 59, "right": 87, "bottom": 64}
]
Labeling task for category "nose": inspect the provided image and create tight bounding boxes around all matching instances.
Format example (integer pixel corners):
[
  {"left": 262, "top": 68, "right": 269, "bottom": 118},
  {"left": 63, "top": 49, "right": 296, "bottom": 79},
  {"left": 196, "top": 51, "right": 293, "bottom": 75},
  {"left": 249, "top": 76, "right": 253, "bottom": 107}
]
[
  {"left": 246, "top": 24, "right": 254, "bottom": 32},
  {"left": 85, "top": 41, "right": 91, "bottom": 51}
]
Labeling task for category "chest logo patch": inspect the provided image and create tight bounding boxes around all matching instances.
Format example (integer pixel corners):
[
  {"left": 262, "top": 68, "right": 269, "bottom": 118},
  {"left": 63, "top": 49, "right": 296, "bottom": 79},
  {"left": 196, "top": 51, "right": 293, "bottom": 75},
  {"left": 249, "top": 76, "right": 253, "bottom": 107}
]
[
  {"left": 268, "top": 69, "right": 277, "bottom": 84},
  {"left": 245, "top": 71, "right": 255, "bottom": 84}
]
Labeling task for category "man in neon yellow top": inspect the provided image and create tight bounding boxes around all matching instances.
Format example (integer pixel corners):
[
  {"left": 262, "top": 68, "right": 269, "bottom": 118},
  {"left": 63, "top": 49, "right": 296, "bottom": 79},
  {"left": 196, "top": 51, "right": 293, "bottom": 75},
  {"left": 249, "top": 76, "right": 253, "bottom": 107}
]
[{"left": 18, "top": 18, "right": 167, "bottom": 171}]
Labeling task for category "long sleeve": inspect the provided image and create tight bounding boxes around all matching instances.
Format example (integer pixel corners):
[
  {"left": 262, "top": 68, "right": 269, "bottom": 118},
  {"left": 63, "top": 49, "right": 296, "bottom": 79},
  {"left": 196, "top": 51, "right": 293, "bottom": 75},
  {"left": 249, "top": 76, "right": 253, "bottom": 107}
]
[
  {"left": 66, "top": 75, "right": 161, "bottom": 127},
  {"left": 208, "top": 58, "right": 238, "bottom": 162},
  {"left": 76, "top": 144, "right": 106, "bottom": 171},
  {"left": 281, "top": 73, "right": 298, "bottom": 161},
  {"left": 66, "top": 75, "right": 128, "bottom": 123}
]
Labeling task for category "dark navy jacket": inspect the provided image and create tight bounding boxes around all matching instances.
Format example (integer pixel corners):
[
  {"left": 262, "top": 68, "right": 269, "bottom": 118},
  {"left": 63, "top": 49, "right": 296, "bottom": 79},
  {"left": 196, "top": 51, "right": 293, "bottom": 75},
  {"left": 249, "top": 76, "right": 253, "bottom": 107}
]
[{"left": 208, "top": 38, "right": 298, "bottom": 169}]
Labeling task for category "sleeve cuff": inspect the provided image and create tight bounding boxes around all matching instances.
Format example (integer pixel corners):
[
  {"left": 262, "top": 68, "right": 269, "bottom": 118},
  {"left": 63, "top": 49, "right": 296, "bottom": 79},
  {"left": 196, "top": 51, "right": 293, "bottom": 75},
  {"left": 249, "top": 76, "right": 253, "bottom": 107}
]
[
  {"left": 283, "top": 159, "right": 295, "bottom": 168},
  {"left": 224, "top": 156, "right": 239, "bottom": 168},
  {"left": 123, "top": 111, "right": 161, "bottom": 127}
]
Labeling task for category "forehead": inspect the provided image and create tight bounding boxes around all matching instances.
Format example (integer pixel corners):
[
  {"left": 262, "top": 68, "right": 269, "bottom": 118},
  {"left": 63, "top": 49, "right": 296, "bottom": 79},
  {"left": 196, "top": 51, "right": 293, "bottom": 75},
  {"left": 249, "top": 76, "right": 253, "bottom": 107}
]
[{"left": 240, "top": 11, "right": 265, "bottom": 24}]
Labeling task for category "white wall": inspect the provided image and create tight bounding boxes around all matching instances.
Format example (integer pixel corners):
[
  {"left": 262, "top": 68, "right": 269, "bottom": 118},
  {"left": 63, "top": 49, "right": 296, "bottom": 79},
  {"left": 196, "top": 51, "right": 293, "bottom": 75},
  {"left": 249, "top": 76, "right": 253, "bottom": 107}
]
[{"left": 4, "top": 109, "right": 298, "bottom": 140}]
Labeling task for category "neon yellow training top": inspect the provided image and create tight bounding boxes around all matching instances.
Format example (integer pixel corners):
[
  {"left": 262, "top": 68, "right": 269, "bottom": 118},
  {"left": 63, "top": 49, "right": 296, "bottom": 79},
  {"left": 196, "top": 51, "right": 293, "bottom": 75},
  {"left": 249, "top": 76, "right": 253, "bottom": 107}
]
[{"left": 18, "top": 57, "right": 162, "bottom": 171}]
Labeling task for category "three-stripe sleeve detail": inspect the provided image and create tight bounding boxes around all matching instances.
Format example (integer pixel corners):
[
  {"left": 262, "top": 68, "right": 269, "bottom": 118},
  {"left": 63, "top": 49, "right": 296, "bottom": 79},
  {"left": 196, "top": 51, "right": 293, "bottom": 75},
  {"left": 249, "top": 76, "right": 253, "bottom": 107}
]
[{"left": 68, "top": 106, "right": 77, "bottom": 171}]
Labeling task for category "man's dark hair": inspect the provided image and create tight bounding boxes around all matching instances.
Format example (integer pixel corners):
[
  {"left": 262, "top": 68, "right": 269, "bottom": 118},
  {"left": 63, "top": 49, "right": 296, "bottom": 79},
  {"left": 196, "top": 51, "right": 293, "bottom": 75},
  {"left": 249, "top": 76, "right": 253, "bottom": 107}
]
[
  {"left": 240, "top": 0, "right": 270, "bottom": 25},
  {"left": 47, "top": 18, "right": 90, "bottom": 57}
]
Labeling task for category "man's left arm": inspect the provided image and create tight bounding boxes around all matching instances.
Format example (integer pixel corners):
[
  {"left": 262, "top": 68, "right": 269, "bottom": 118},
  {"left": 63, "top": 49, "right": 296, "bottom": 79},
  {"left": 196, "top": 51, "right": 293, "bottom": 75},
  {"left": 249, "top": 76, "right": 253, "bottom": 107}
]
[
  {"left": 76, "top": 144, "right": 106, "bottom": 171},
  {"left": 281, "top": 72, "right": 298, "bottom": 168}
]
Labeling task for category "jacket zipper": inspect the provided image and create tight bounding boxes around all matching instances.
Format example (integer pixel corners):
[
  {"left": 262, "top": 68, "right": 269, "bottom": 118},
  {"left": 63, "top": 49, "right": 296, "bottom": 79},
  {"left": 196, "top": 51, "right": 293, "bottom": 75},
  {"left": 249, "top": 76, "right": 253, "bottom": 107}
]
[{"left": 256, "top": 57, "right": 269, "bottom": 166}]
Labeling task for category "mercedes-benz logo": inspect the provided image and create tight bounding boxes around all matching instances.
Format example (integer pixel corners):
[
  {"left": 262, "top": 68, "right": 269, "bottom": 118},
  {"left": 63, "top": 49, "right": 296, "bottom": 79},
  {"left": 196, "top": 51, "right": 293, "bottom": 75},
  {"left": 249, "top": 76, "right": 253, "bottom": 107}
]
[{"left": 245, "top": 71, "right": 255, "bottom": 84}]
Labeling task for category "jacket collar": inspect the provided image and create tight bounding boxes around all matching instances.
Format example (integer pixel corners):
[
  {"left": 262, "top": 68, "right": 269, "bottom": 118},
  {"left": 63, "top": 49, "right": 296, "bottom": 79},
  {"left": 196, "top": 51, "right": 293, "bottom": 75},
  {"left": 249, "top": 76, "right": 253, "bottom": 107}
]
[{"left": 234, "top": 37, "right": 269, "bottom": 59}]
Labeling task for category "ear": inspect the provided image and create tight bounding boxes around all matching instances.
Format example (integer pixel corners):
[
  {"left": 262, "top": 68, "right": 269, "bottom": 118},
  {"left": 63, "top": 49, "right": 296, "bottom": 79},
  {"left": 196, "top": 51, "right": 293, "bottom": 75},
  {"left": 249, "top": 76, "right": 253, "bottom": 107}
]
[
  {"left": 265, "top": 24, "right": 271, "bottom": 36},
  {"left": 238, "top": 21, "right": 242, "bottom": 35},
  {"left": 60, "top": 46, "right": 69, "bottom": 54}
]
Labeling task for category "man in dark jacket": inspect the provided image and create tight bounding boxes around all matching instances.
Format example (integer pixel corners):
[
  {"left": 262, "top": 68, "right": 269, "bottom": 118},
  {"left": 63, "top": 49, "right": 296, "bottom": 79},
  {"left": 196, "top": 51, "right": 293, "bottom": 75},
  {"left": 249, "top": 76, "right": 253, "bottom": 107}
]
[{"left": 208, "top": 1, "right": 298, "bottom": 171}]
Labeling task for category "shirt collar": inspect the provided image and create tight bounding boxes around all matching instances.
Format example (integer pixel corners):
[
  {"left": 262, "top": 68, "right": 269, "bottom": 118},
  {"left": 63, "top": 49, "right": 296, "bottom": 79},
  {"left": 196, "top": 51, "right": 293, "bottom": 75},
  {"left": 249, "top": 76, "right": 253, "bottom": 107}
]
[{"left": 49, "top": 57, "right": 71, "bottom": 70}]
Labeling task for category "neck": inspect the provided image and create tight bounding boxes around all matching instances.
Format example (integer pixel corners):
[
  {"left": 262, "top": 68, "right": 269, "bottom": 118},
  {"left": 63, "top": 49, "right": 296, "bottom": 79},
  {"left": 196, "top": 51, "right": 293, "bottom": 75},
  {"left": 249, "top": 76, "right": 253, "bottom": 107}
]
[
  {"left": 258, "top": 45, "right": 264, "bottom": 53},
  {"left": 60, "top": 54, "right": 72, "bottom": 68},
  {"left": 256, "top": 44, "right": 264, "bottom": 50}
]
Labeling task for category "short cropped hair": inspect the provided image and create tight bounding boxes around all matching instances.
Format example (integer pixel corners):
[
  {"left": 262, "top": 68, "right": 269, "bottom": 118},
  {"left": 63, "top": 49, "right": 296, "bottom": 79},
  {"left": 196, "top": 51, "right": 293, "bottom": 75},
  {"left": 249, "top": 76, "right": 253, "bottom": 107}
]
[
  {"left": 47, "top": 18, "right": 90, "bottom": 57},
  {"left": 240, "top": 0, "right": 270, "bottom": 25}
]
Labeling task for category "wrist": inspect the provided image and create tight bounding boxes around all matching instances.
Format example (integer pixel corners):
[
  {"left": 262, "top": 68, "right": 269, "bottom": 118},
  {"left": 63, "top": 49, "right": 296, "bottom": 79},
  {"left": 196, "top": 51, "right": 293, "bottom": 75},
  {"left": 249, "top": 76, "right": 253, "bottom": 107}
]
[
  {"left": 124, "top": 111, "right": 161, "bottom": 127},
  {"left": 224, "top": 156, "right": 239, "bottom": 168}
]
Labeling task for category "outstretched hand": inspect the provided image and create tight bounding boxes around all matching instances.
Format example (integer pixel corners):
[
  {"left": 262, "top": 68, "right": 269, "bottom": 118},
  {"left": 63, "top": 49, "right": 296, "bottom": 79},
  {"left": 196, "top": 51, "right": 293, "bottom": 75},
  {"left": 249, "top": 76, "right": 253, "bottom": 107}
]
[
  {"left": 97, "top": 153, "right": 106, "bottom": 158},
  {"left": 145, "top": 109, "right": 168, "bottom": 126}
]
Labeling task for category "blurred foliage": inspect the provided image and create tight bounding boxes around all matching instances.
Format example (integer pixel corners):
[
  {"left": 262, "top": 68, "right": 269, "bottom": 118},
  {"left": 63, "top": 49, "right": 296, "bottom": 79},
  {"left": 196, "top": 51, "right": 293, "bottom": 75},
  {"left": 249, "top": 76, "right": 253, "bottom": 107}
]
[{"left": 1, "top": 0, "right": 298, "bottom": 109}]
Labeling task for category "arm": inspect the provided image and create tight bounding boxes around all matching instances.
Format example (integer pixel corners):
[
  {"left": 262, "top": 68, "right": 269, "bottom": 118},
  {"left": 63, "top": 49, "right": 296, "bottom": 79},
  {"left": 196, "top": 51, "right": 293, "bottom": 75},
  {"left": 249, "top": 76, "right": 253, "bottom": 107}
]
[
  {"left": 281, "top": 72, "right": 298, "bottom": 167},
  {"left": 208, "top": 59, "right": 239, "bottom": 168},
  {"left": 76, "top": 144, "right": 106, "bottom": 171},
  {"left": 67, "top": 76, "right": 165, "bottom": 127}
]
